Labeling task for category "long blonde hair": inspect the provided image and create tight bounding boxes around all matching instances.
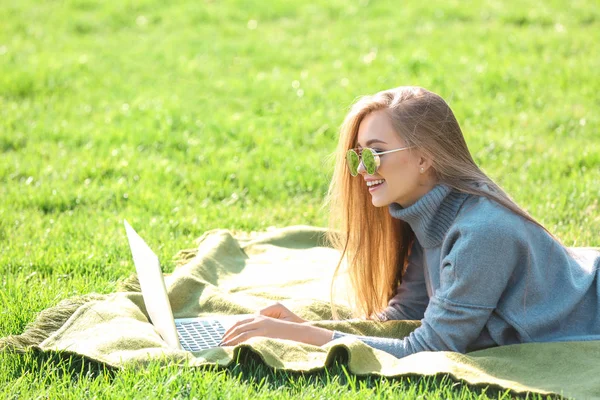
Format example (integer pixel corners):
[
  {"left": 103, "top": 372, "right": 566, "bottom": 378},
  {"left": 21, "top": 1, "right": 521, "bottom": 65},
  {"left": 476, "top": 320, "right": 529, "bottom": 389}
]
[{"left": 326, "top": 86, "right": 559, "bottom": 319}]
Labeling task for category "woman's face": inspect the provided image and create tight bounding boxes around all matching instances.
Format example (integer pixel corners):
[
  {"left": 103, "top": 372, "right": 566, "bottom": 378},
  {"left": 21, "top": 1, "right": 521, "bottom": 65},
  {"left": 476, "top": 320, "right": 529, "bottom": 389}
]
[{"left": 355, "top": 110, "right": 434, "bottom": 208}]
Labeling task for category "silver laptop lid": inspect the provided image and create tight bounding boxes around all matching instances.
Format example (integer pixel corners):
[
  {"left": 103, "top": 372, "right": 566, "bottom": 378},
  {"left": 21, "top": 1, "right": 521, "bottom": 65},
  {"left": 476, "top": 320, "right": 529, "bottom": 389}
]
[{"left": 124, "top": 220, "right": 182, "bottom": 350}]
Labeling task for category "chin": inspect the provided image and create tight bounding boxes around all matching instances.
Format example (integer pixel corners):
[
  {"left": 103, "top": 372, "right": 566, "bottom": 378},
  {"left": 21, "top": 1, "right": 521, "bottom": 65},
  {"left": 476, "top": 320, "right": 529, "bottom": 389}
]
[{"left": 370, "top": 196, "right": 391, "bottom": 208}]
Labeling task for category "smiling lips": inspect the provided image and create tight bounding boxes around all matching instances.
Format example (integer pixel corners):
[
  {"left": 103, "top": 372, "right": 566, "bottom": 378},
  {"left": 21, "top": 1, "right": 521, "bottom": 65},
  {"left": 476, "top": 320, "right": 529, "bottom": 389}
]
[
  {"left": 366, "top": 179, "right": 385, "bottom": 187},
  {"left": 366, "top": 179, "right": 385, "bottom": 191}
]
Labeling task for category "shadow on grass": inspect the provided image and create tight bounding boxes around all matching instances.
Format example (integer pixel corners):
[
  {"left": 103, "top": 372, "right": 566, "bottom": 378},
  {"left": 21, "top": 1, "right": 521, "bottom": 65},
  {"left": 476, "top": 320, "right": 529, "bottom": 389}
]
[
  {"left": 2, "top": 348, "right": 560, "bottom": 400},
  {"left": 2, "top": 347, "right": 118, "bottom": 382},
  {"left": 223, "top": 349, "right": 561, "bottom": 399}
]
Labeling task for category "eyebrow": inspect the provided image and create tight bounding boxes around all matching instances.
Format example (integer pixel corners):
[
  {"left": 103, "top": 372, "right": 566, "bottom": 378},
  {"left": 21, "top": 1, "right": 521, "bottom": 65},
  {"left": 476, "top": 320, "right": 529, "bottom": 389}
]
[{"left": 357, "top": 139, "right": 388, "bottom": 147}]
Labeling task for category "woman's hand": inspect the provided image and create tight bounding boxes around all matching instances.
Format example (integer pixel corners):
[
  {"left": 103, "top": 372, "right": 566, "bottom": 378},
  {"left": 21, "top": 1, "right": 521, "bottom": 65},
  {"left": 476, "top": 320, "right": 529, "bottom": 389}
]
[
  {"left": 258, "top": 302, "right": 306, "bottom": 323},
  {"left": 219, "top": 315, "right": 332, "bottom": 347}
]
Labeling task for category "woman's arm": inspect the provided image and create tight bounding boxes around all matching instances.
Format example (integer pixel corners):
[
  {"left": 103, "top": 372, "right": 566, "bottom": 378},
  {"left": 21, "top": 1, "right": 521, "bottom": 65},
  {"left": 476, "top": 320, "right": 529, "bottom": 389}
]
[{"left": 382, "top": 241, "right": 429, "bottom": 321}]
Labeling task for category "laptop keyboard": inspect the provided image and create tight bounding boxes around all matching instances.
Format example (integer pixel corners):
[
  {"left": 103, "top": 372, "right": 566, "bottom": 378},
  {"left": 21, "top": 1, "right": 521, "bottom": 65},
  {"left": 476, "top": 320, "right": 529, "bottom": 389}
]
[{"left": 175, "top": 320, "right": 226, "bottom": 352}]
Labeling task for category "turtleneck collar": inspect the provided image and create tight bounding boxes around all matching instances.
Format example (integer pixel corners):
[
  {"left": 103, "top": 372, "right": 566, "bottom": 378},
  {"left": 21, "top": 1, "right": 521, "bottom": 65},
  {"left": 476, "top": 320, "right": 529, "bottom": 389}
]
[{"left": 388, "top": 184, "right": 470, "bottom": 248}]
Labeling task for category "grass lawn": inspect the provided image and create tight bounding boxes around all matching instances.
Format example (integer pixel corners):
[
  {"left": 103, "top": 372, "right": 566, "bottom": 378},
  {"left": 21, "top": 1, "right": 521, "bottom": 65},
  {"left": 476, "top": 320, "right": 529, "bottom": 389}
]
[{"left": 1, "top": 0, "right": 598, "bottom": 398}]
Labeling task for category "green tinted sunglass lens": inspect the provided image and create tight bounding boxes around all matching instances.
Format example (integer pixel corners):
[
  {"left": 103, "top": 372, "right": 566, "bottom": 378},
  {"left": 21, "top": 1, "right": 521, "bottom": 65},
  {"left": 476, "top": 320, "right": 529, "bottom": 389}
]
[
  {"left": 362, "top": 149, "right": 376, "bottom": 174},
  {"left": 346, "top": 150, "right": 360, "bottom": 176}
]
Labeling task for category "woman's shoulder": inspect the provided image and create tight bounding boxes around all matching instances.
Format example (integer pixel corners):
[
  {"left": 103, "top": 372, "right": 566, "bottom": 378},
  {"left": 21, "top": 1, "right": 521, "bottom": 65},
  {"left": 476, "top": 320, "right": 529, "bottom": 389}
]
[
  {"left": 449, "top": 191, "right": 534, "bottom": 244},
  {"left": 439, "top": 193, "right": 548, "bottom": 271}
]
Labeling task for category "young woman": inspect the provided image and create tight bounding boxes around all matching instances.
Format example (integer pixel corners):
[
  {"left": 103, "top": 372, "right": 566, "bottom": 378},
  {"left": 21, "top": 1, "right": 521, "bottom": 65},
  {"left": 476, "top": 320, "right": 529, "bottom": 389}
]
[{"left": 220, "top": 86, "right": 600, "bottom": 358}]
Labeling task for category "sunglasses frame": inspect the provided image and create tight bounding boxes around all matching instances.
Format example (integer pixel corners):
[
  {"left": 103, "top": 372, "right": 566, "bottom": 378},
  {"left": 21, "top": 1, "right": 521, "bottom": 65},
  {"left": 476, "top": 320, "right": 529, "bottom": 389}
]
[{"left": 346, "top": 146, "right": 413, "bottom": 176}]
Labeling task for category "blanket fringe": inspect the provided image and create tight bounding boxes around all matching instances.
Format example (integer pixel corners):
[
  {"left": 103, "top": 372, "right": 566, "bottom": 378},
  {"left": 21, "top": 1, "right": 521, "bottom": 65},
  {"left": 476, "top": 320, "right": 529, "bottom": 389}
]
[
  {"left": 0, "top": 294, "right": 106, "bottom": 352},
  {"left": 116, "top": 274, "right": 141, "bottom": 292},
  {"left": 173, "top": 248, "right": 198, "bottom": 266}
]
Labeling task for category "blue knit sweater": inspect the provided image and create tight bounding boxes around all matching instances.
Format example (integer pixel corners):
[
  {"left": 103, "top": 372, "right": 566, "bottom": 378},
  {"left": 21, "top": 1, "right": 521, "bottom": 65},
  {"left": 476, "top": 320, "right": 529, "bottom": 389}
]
[{"left": 332, "top": 184, "right": 600, "bottom": 358}]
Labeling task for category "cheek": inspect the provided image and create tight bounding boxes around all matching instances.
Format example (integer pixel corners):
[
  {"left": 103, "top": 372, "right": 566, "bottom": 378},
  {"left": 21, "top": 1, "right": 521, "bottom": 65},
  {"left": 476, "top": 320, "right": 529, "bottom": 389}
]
[
  {"left": 385, "top": 157, "right": 413, "bottom": 177},
  {"left": 384, "top": 158, "right": 419, "bottom": 186}
]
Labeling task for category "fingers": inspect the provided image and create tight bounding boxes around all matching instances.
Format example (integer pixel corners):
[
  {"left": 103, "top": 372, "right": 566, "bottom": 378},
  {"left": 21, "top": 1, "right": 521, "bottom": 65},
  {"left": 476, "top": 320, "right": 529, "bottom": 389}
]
[
  {"left": 221, "top": 317, "right": 255, "bottom": 342},
  {"left": 259, "top": 302, "right": 306, "bottom": 324},
  {"left": 220, "top": 317, "right": 265, "bottom": 346},
  {"left": 259, "top": 302, "right": 285, "bottom": 317},
  {"left": 220, "top": 328, "right": 263, "bottom": 347}
]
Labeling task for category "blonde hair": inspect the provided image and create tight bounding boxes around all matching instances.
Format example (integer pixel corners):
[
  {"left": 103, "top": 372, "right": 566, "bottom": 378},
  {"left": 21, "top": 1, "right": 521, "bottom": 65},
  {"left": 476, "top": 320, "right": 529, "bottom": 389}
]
[{"left": 326, "top": 86, "right": 559, "bottom": 319}]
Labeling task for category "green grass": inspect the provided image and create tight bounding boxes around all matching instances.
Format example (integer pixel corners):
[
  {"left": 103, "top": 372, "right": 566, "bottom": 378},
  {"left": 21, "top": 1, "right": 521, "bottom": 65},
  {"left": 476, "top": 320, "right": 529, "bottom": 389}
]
[
  {"left": 1, "top": 350, "right": 527, "bottom": 399},
  {"left": 1, "top": 0, "right": 598, "bottom": 398}
]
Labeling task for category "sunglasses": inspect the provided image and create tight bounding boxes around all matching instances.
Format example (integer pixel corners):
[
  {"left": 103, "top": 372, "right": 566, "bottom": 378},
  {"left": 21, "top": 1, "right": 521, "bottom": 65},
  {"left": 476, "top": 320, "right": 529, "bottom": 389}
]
[{"left": 346, "top": 146, "right": 413, "bottom": 176}]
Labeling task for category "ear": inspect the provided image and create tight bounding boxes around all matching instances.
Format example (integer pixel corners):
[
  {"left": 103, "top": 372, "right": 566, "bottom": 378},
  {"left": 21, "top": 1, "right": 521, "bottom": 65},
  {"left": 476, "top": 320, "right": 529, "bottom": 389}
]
[{"left": 417, "top": 154, "right": 434, "bottom": 174}]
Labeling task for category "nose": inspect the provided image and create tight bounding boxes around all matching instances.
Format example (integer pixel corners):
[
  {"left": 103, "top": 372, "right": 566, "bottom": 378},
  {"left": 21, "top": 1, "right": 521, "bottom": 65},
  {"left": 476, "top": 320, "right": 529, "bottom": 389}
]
[{"left": 357, "top": 159, "right": 367, "bottom": 175}]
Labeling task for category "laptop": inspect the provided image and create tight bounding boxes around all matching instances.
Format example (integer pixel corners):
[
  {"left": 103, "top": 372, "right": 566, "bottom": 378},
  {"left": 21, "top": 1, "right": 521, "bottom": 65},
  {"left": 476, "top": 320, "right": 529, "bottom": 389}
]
[{"left": 124, "top": 220, "right": 252, "bottom": 352}]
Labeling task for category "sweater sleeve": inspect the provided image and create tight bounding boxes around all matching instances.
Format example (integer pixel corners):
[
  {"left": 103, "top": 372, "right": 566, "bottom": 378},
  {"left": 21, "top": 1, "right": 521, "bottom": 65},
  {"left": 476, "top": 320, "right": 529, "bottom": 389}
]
[
  {"left": 332, "top": 223, "right": 522, "bottom": 358},
  {"left": 382, "top": 241, "right": 429, "bottom": 321}
]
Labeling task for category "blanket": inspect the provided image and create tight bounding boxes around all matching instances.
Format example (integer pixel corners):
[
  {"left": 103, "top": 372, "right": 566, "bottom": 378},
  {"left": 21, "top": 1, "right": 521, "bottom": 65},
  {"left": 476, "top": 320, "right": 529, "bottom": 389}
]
[{"left": 2, "top": 226, "right": 599, "bottom": 398}]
